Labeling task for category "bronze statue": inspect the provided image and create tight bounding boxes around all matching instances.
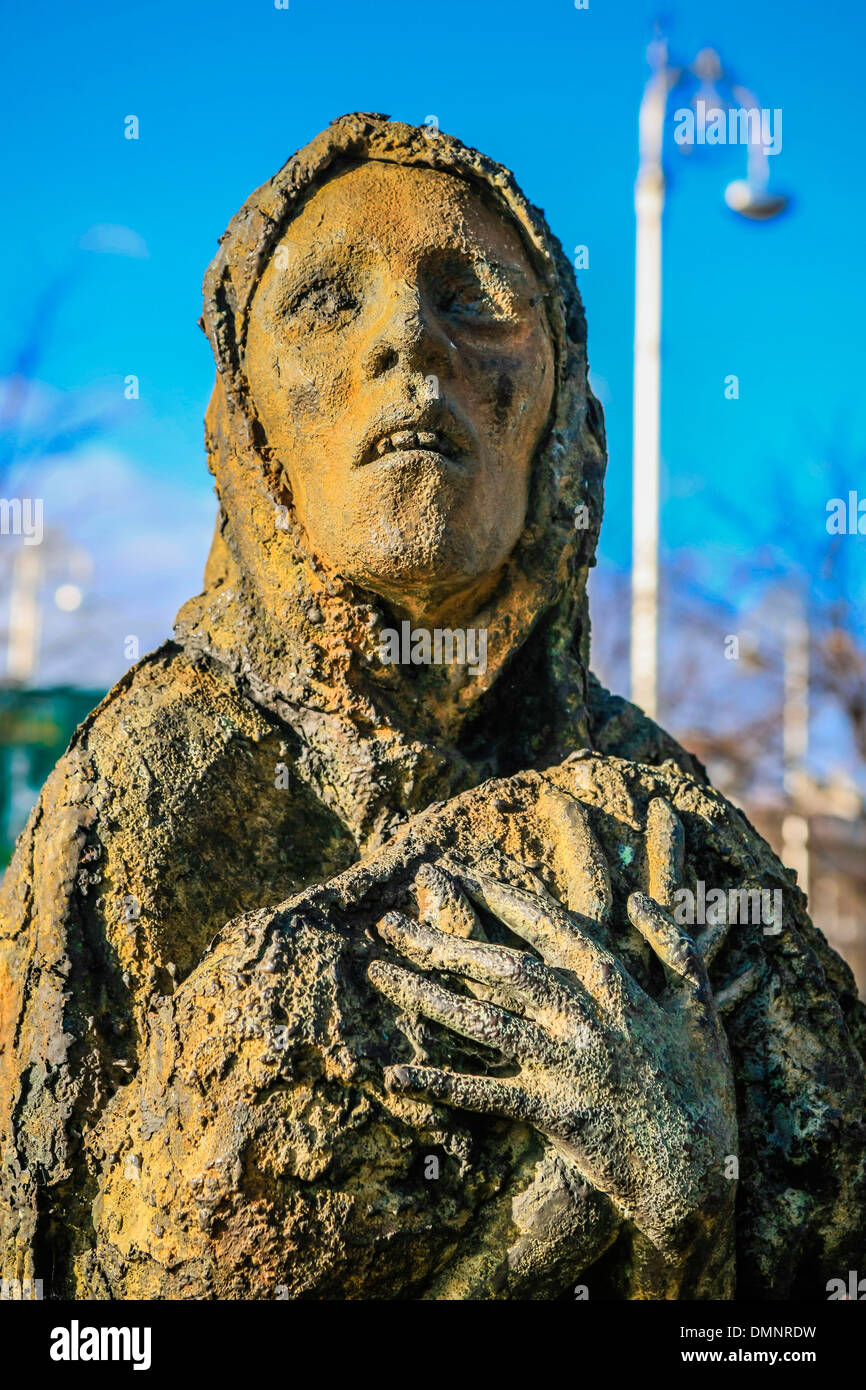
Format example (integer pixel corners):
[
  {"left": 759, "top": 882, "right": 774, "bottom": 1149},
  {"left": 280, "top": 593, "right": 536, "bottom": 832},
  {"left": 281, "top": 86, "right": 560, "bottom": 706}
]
[{"left": 1, "top": 114, "right": 863, "bottom": 1300}]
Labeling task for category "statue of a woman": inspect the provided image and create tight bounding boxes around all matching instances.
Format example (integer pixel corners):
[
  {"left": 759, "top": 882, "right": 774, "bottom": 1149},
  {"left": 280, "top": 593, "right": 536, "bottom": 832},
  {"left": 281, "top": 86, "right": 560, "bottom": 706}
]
[{"left": 2, "top": 114, "right": 864, "bottom": 1301}]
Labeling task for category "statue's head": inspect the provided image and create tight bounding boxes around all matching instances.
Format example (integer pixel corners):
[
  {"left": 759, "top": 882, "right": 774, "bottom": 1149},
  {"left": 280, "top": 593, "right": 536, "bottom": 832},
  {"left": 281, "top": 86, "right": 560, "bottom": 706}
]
[
  {"left": 189, "top": 114, "right": 606, "bottom": 727},
  {"left": 243, "top": 159, "right": 555, "bottom": 622}
]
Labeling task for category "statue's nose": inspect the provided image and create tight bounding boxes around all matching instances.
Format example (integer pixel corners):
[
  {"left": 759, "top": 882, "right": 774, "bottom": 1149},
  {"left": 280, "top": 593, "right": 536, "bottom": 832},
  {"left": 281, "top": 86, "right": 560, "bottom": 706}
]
[{"left": 362, "top": 279, "right": 455, "bottom": 380}]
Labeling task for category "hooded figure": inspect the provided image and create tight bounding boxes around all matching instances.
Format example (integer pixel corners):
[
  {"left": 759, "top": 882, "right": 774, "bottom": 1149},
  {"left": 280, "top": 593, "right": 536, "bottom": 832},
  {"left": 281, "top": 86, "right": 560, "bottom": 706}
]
[{"left": 1, "top": 114, "right": 864, "bottom": 1302}]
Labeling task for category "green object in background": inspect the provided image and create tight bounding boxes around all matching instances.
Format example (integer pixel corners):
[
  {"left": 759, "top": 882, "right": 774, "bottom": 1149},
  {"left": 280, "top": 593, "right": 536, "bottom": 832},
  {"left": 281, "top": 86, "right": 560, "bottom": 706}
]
[{"left": 0, "top": 688, "right": 105, "bottom": 867}]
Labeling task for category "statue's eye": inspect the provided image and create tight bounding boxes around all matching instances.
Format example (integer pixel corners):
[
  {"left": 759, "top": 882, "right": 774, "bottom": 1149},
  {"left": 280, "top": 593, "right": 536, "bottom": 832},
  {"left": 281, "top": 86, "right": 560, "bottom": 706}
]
[
  {"left": 286, "top": 277, "right": 359, "bottom": 325},
  {"left": 434, "top": 263, "right": 510, "bottom": 325},
  {"left": 436, "top": 274, "right": 496, "bottom": 319}
]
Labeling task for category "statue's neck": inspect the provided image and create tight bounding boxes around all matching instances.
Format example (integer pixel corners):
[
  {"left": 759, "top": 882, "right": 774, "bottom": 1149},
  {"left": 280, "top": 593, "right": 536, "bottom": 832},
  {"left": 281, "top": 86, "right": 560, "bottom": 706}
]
[{"left": 175, "top": 508, "right": 591, "bottom": 849}]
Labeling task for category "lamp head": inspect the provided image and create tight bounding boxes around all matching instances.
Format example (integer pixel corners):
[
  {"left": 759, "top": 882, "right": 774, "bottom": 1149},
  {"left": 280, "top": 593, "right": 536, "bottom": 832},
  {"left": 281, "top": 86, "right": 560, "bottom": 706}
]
[{"left": 725, "top": 179, "right": 789, "bottom": 220}]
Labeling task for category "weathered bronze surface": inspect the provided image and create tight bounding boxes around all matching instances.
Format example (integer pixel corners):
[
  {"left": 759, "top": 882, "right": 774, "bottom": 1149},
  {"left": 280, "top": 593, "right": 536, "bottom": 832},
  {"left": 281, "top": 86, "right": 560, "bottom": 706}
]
[{"left": 2, "top": 114, "right": 863, "bottom": 1300}]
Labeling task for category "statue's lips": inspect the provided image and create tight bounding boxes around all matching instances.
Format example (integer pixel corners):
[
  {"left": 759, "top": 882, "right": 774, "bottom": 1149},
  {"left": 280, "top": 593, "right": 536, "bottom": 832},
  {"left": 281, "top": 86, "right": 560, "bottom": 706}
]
[
  {"left": 356, "top": 419, "right": 474, "bottom": 469},
  {"left": 365, "top": 447, "right": 468, "bottom": 474}
]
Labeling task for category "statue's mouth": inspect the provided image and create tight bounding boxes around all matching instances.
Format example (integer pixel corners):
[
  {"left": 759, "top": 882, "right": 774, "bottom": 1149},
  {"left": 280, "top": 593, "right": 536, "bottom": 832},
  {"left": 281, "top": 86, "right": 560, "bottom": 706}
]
[
  {"left": 356, "top": 408, "right": 474, "bottom": 470},
  {"left": 370, "top": 429, "right": 460, "bottom": 464}
]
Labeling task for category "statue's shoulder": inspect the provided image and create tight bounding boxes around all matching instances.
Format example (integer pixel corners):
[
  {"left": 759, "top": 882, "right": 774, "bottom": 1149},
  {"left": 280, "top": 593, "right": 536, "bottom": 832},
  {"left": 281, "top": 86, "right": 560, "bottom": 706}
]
[
  {"left": 0, "top": 638, "right": 354, "bottom": 974},
  {"left": 2, "top": 641, "right": 299, "bottom": 875},
  {"left": 67, "top": 639, "right": 278, "bottom": 760},
  {"left": 0, "top": 642, "right": 288, "bottom": 914}
]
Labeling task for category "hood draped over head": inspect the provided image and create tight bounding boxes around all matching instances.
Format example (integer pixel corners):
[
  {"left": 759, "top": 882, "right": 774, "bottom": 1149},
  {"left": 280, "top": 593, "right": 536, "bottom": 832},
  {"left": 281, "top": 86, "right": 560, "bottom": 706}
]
[{"left": 175, "top": 112, "right": 609, "bottom": 852}]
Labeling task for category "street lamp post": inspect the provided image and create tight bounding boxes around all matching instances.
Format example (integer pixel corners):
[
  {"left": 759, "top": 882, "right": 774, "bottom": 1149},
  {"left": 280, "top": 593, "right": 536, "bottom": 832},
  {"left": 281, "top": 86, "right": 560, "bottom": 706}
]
[
  {"left": 630, "top": 38, "right": 788, "bottom": 721},
  {"left": 631, "top": 38, "right": 673, "bottom": 721}
]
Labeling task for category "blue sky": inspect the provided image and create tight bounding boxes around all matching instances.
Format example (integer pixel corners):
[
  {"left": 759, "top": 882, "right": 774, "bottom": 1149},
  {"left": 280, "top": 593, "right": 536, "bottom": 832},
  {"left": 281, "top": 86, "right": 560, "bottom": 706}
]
[{"left": 1, "top": 0, "right": 864, "bottom": 683}]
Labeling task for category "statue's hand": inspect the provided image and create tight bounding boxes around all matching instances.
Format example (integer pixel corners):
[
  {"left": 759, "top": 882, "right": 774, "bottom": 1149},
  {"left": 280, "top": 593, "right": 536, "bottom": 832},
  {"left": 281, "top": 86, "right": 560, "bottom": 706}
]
[{"left": 368, "top": 800, "right": 753, "bottom": 1271}]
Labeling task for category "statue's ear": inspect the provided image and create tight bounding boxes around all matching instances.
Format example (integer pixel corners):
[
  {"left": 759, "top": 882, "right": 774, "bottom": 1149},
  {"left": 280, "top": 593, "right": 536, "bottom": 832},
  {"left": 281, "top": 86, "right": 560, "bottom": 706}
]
[{"left": 565, "top": 382, "right": 607, "bottom": 570}]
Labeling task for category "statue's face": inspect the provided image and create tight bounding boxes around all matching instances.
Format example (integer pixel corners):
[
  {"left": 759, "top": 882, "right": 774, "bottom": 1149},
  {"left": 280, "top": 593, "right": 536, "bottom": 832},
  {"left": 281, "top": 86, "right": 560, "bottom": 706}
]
[{"left": 244, "top": 160, "right": 555, "bottom": 620}]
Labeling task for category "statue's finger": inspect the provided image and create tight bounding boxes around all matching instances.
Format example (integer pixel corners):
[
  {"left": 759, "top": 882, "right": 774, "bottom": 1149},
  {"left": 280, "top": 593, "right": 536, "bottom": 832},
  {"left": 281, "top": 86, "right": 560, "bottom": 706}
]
[
  {"left": 376, "top": 910, "right": 587, "bottom": 1020},
  {"left": 645, "top": 797, "right": 685, "bottom": 908},
  {"left": 367, "top": 959, "right": 557, "bottom": 1065},
  {"left": 455, "top": 868, "right": 612, "bottom": 983},
  {"left": 715, "top": 966, "right": 762, "bottom": 1016},
  {"left": 413, "top": 862, "right": 485, "bottom": 940},
  {"left": 384, "top": 1064, "right": 549, "bottom": 1129},
  {"left": 627, "top": 892, "right": 708, "bottom": 998},
  {"left": 539, "top": 785, "right": 612, "bottom": 923}
]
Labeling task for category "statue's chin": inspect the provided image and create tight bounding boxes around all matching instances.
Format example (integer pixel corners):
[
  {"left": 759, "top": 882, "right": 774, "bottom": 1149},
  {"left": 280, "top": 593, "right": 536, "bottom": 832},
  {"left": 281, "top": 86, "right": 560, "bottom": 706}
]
[
  {"left": 299, "top": 501, "right": 519, "bottom": 620},
  {"left": 302, "top": 510, "right": 482, "bottom": 583},
  {"left": 337, "top": 538, "right": 511, "bottom": 626},
  {"left": 348, "top": 547, "right": 481, "bottom": 595}
]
